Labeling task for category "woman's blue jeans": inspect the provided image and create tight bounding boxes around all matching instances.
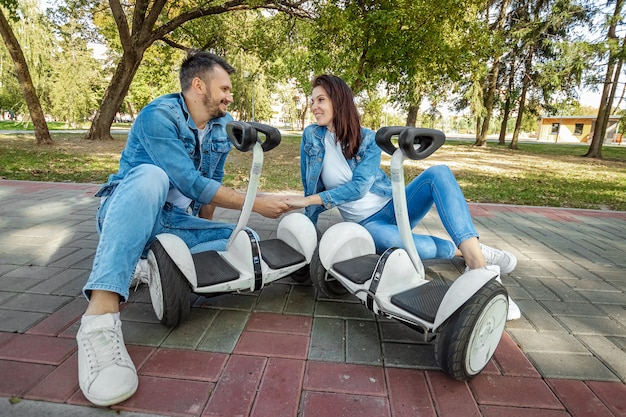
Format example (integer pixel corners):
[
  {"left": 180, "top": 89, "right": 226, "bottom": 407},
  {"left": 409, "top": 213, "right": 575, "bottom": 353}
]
[
  {"left": 359, "top": 165, "right": 479, "bottom": 259},
  {"left": 83, "top": 164, "right": 236, "bottom": 301}
]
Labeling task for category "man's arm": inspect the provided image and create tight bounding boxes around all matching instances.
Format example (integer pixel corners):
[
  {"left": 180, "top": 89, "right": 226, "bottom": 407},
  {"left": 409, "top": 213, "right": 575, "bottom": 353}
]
[{"left": 199, "top": 204, "right": 216, "bottom": 220}]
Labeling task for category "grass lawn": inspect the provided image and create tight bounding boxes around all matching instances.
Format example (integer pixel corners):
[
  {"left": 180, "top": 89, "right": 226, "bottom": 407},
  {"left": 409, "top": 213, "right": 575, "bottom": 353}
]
[{"left": 1, "top": 131, "right": 625, "bottom": 211}]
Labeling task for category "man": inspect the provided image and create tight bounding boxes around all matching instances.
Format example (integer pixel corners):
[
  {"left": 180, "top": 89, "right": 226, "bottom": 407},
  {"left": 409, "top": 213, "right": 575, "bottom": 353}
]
[{"left": 76, "top": 51, "right": 290, "bottom": 406}]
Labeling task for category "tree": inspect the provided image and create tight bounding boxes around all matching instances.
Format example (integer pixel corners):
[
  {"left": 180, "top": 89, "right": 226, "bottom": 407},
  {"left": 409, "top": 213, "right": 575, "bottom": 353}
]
[
  {"left": 585, "top": 0, "right": 625, "bottom": 158},
  {"left": 308, "top": 0, "right": 489, "bottom": 124},
  {"left": 476, "top": 0, "right": 512, "bottom": 146},
  {"left": 49, "top": 13, "right": 106, "bottom": 127},
  {"left": 57, "top": 0, "right": 309, "bottom": 141},
  {"left": 0, "top": 0, "right": 51, "bottom": 144}
]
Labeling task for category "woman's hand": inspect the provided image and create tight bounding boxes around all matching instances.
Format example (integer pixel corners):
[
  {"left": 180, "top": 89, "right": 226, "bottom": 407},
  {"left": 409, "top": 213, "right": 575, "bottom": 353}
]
[{"left": 284, "top": 194, "right": 323, "bottom": 209}]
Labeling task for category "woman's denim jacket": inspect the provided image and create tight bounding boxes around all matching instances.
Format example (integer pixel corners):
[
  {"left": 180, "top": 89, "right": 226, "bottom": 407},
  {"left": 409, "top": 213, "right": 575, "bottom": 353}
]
[
  {"left": 300, "top": 124, "right": 392, "bottom": 225},
  {"left": 97, "top": 93, "right": 233, "bottom": 215}
]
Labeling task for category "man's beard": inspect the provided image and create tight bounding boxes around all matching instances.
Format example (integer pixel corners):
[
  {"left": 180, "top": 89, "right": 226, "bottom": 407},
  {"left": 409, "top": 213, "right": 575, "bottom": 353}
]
[{"left": 203, "top": 93, "right": 227, "bottom": 118}]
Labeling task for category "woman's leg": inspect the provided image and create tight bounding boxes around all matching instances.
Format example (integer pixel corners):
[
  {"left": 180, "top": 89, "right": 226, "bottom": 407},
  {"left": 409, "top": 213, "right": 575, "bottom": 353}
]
[
  {"left": 404, "top": 165, "right": 479, "bottom": 247},
  {"left": 360, "top": 196, "right": 457, "bottom": 259}
]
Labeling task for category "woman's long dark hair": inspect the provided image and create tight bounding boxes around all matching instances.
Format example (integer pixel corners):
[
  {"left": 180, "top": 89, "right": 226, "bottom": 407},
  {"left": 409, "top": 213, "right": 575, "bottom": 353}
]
[{"left": 312, "top": 74, "right": 362, "bottom": 159}]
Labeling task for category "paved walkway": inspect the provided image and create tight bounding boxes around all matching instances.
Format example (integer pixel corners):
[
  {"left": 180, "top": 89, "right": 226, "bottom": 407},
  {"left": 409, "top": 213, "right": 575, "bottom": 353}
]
[{"left": 0, "top": 179, "right": 625, "bottom": 417}]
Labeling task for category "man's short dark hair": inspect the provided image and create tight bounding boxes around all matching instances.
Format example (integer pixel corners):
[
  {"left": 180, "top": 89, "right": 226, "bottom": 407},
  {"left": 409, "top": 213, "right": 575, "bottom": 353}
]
[{"left": 179, "top": 51, "right": 235, "bottom": 91}]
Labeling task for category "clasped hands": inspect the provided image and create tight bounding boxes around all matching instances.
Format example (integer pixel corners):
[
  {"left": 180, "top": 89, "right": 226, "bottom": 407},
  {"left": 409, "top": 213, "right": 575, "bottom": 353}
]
[{"left": 253, "top": 194, "right": 311, "bottom": 219}]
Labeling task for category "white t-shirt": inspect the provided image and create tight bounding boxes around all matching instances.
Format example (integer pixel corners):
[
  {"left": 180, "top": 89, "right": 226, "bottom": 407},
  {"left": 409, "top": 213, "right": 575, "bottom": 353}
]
[
  {"left": 321, "top": 131, "right": 390, "bottom": 222},
  {"left": 166, "top": 124, "right": 211, "bottom": 210}
]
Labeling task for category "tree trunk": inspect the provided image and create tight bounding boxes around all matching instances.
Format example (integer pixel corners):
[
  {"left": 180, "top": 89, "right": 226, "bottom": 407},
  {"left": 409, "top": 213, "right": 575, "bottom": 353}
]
[
  {"left": 86, "top": 52, "right": 144, "bottom": 140},
  {"left": 478, "top": 61, "right": 499, "bottom": 144},
  {"left": 405, "top": 104, "right": 418, "bottom": 126},
  {"left": 474, "top": 117, "right": 484, "bottom": 145},
  {"left": 511, "top": 52, "right": 533, "bottom": 150},
  {"left": 479, "top": 0, "right": 510, "bottom": 146},
  {"left": 0, "top": 9, "right": 52, "bottom": 145},
  {"left": 498, "top": 61, "right": 516, "bottom": 145},
  {"left": 585, "top": 0, "right": 624, "bottom": 158}
]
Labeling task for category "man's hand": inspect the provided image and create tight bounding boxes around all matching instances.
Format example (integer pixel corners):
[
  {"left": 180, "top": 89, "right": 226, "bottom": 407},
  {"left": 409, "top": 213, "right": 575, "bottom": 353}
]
[{"left": 253, "top": 194, "right": 292, "bottom": 219}]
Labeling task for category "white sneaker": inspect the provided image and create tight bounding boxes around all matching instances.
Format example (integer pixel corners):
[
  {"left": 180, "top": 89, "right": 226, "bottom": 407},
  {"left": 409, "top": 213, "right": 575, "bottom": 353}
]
[
  {"left": 495, "top": 276, "right": 521, "bottom": 321},
  {"left": 466, "top": 266, "right": 522, "bottom": 321},
  {"left": 77, "top": 313, "right": 138, "bottom": 406},
  {"left": 506, "top": 297, "right": 521, "bottom": 321},
  {"left": 130, "top": 258, "right": 150, "bottom": 290},
  {"left": 480, "top": 244, "right": 517, "bottom": 274}
]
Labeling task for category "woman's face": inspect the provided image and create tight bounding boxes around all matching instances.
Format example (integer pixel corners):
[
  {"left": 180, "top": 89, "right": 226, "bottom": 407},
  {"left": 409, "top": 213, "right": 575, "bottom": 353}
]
[{"left": 311, "top": 85, "right": 334, "bottom": 132}]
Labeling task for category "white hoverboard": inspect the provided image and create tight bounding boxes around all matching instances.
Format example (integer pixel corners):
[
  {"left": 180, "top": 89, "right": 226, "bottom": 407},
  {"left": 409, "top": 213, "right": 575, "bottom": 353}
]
[
  {"left": 310, "top": 126, "right": 508, "bottom": 381},
  {"left": 146, "top": 121, "right": 317, "bottom": 327}
]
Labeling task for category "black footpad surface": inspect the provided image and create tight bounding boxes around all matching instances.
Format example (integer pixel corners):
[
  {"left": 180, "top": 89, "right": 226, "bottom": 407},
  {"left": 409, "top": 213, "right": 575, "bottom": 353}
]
[
  {"left": 193, "top": 251, "right": 239, "bottom": 287},
  {"left": 259, "top": 239, "right": 305, "bottom": 269},
  {"left": 333, "top": 254, "right": 380, "bottom": 284},
  {"left": 390, "top": 280, "right": 451, "bottom": 322}
]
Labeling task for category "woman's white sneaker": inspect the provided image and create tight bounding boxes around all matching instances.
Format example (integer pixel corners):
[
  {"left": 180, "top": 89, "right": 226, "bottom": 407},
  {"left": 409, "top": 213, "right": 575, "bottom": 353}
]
[
  {"left": 480, "top": 244, "right": 517, "bottom": 274},
  {"left": 76, "top": 313, "right": 138, "bottom": 406},
  {"left": 507, "top": 297, "right": 522, "bottom": 321}
]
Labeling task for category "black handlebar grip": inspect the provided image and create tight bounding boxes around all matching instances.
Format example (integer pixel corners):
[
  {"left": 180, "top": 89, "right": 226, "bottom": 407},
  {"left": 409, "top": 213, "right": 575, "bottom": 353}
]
[
  {"left": 398, "top": 128, "right": 446, "bottom": 160},
  {"left": 246, "top": 121, "right": 282, "bottom": 152},
  {"left": 226, "top": 121, "right": 258, "bottom": 152}
]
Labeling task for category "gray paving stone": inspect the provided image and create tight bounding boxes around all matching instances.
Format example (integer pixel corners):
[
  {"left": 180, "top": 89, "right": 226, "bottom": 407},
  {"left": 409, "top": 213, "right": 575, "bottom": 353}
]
[
  {"left": 309, "top": 317, "right": 345, "bottom": 362},
  {"left": 48, "top": 248, "right": 96, "bottom": 268},
  {"left": 382, "top": 342, "right": 438, "bottom": 369},
  {"left": 0, "top": 309, "right": 46, "bottom": 332},
  {"left": 27, "top": 268, "right": 88, "bottom": 295},
  {"left": 379, "top": 321, "right": 425, "bottom": 344},
  {"left": 196, "top": 292, "right": 257, "bottom": 311},
  {"left": 558, "top": 316, "right": 626, "bottom": 336},
  {"left": 121, "top": 302, "right": 162, "bottom": 324},
  {"left": 507, "top": 329, "right": 589, "bottom": 354},
  {"left": 122, "top": 320, "right": 172, "bottom": 347},
  {"left": 346, "top": 319, "right": 382, "bottom": 365},
  {"left": 539, "top": 300, "right": 607, "bottom": 316},
  {"left": 516, "top": 299, "right": 569, "bottom": 332},
  {"left": 284, "top": 284, "right": 316, "bottom": 315},
  {"left": 4, "top": 265, "right": 65, "bottom": 279},
  {"left": 314, "top": 299, "right": 376, "bottom": 320},
  {"left": 526, "top": 351, "right": 619, "bottom": 381},
  {"left": 578, "top": 335, "right": 626, "bottom": 383},
  {"left": 0, "top": 398, "right": 163, "bottom": 417},
  {"left": 537, "top": 278, "right": 588, "bottom": 303},
  {"left": 196, "top": 309, "right": 249, "bottom": 353},
  {"left": 161, "top": 308, "right": 219, "bottom": 349},
  {"left": 255, "top": 283, "right": 290, "bottom": 312},
  {"left": 1, "top": 293, "right": 73, "bottom": 314},
  {"left": 575, "top": 288, "right": 626, "bottom": 304}
]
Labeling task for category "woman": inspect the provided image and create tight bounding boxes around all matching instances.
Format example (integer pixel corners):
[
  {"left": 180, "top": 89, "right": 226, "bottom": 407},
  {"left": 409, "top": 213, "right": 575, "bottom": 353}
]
[{"left": 286, "top": 74, "right": 521, "bottom": 320}]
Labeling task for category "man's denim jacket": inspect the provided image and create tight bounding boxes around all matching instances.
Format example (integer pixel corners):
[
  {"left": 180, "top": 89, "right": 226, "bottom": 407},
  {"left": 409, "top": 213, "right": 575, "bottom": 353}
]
[
  {"left": 97, "top": 93, "right": 233, "bottom": 215},
  {"left": 299, "top": 124, "right": 392, "bottom": 225}
]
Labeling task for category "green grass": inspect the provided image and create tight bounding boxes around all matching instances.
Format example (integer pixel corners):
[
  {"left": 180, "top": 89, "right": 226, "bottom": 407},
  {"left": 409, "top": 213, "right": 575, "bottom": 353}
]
[{"left": 1, "top": 131, "right": 625, "bottom": 211}]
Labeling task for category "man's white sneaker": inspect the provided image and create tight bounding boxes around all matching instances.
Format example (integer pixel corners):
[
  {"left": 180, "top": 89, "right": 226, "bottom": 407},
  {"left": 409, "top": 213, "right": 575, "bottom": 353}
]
[
  {"left": 77, "top": 313, "right": 138, "bottom": 406},
  {"left": 130, "top": 258, "right": 150, "bottom": 290},
  {"left": 480, "top": 244, "right": 517, "bottom": 274}
]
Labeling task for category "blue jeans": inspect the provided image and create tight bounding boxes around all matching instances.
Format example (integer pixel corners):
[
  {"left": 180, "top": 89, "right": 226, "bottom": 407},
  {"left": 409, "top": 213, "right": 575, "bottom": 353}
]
[
  {"left": 83, "top": 164, "right": 236, "bottom": 301},
  {"left": 359, "top": 165, "right": 478, "bottom": 259}
]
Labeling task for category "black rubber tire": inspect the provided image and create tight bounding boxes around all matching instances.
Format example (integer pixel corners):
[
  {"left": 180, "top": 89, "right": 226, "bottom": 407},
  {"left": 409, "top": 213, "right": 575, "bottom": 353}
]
[
  {"left": 149, "top": 240, "right": 191, "bottom": 328},
  {"left": 310, "top": 247, "right": 349, "bottom": 298},
  {"left": 290, "top": 265, "right": 312, "bottom": 284},
  {"left": 434, "top": 279, "right": 508, "bottom": 381}
]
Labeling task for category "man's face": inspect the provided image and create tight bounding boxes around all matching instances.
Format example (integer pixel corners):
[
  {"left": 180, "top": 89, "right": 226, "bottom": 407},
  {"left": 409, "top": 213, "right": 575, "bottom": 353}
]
[{"left": 202, "top": 66, "right": 233, "bottom": 119}]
